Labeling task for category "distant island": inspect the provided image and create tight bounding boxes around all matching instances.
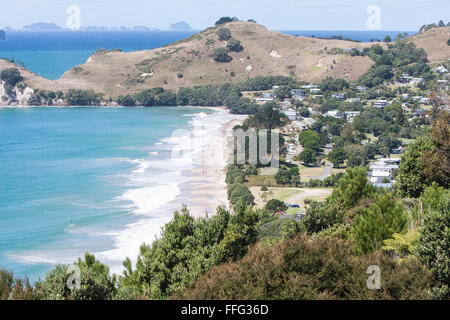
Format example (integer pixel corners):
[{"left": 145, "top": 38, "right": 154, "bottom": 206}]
[
  {"left": 170, "top": 21, "right": 193, "bottom": 31},
  {"left": 0, "top": 29, "right": 5, "bottom": 40},
  {"left": 5, "top": 21, "right": 196, "bottom": 32},
  {"left": 23, "top": 22, "right": 63, "bottom": 32}
]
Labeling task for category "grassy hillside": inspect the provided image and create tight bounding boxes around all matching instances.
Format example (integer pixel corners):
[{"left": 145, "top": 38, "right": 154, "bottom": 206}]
[
  {"left": 410, "top": 26, "right": 450, "bottom": 62},
  {"left": 1, "top": 23, "right": 449, "bottom": 100}
]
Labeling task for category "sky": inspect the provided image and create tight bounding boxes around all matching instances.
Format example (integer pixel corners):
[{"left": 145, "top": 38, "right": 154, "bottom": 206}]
[{"left": 0, "top": 0, "right": 448, "bottom": 31}]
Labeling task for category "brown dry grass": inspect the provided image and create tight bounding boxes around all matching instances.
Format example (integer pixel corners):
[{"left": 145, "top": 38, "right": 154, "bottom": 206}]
[{"left": 2, "top": 23, "right": 448, "bottom": 100}]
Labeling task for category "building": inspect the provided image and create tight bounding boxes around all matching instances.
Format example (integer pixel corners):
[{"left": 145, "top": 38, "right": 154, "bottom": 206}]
[
  {"left": 368, "top": 158, "right": 400, "bottom": 188},
  {"left": 344, "top": 111, "right": 361, "bottom": 119},
  {"left": 331, "top": 93, "right": 346, "bottom": 100},
  {"left": 281, "top": 108, "right": 298, "bottom": 121},
  {"left": 373, "top": 100, "right": 388, "bottom": 108},
  {"left": 356, "top": 85, "right": 367, "bottom": 91},
  {"left": 292, "top": 118, "right": 316, "bottom": 130},
  {"left": 412, "top": 109, "right": 427, "bottom": 117},
  {"left": 348, "top": 97, "right": 361, "bottom": 103},
  {"left": 291, "top": 89, "right": 306, "bottom": 100},
  {"left": 301, "top": 84, "right": 318, "bottom": 89},
  {"left": 419, "top": 97, "right": 430, "bottom": 104},
  {"left": 310, "top": 88, "right": 321, "bottom": 93},
  {"left": 434, "top": 66, "right": 448, "bottom": 74},
  {"left": 410, "top": 77, "right": 424, "bottom": 85},
  {"left": 324, "top": 109, "right": 345, "bottom": 119},
  {"left": 254, "top": 92, "right": 275, "bottom": 103}
]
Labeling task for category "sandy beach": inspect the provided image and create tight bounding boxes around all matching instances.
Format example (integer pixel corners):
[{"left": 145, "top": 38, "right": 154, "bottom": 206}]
[{"left": 171, "top": 108, "right": 246, "bottom": 217}]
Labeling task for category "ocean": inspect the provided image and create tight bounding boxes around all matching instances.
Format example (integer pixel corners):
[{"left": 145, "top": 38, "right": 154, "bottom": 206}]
[
  {"left": 0, "top": 30, "right": 416, "bottom": 80},
  {"left": 0, "top": 106, "right": 235, "bottom": 281}
]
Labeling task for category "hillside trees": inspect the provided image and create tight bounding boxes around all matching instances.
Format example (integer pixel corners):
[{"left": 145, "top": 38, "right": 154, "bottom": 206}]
[
  {"left": 118, "top": 204, "right": 259, "bottom": 299},
  {"left": 352, "top": 193, "right": 408, "bottom": 254},
  {"left": 416, "top": 195, "right": 449, "bottom": 299},
  {"left": 0, "top": 68, "right": 23, "bottom": 86},
  {"left": 328, "top": 147, "right": 346, "bottom": 167}
]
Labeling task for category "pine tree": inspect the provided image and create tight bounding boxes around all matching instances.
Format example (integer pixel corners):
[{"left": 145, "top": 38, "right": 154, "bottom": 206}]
[{"left": 352, "top": 193, "right": 407, "bottom": 254}]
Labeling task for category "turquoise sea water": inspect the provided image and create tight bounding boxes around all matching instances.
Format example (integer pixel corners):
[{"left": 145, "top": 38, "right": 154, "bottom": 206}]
[{"left": 0, "top": 106, "right": 208, "bottom": 281}]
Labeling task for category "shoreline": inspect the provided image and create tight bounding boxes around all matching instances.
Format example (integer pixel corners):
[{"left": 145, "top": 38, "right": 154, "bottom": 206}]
[
  {"left": 96, "top": 107, "right": 246, "bottom": 275},
  {"left": 170, "top": 109, "right": 246, "bottom": 218}
]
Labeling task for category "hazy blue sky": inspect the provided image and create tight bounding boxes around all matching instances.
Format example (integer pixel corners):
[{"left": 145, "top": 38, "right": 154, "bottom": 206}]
[{"left": 1, "top": 0, "right": 448, "bottom": 30}]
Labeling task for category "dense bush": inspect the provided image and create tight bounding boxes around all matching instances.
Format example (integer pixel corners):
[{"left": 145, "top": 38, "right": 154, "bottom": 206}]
[
  {"left": 65, "top": 89, "right": 100, "bottom": 106},
  {"left": 118, "top": 204, "right": 259, "bottom": 299},
  {"left": 213, "top": 47, "right": 232, "bottom": 63},
  {"left": 177, "top": 234, "right": 432, "bottom": 300},
  {"left": 417, "top": 194, "right": 449, "bottom": 299},
  {"left": 265, "top": 199, "right": 287, "bottom": 213},
  {"left": 0, "top": 68, "right": 23, "bottom": 86},
  {"left": 226, "top": 38, "right": 243, "bottom": 52},
  {"left": 216, "top": 27, "right": 231, "bottom": 41},
  {"left": 40, "top": 253, "right": 116, "bottom": 300}
]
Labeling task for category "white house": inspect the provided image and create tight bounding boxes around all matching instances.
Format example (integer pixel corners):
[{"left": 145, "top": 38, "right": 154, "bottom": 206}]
[
  {"left": 373, "top": 100, "right": 388, "bottom": 108},
  {"left": 434, "top": 66, "right": 448, "bottom": 74},
  {"left": 254, "top": 92, "right": 276, "bottom": 103},
  {"left": 324, "top": 110, "right": 345, "bottom": 119}
]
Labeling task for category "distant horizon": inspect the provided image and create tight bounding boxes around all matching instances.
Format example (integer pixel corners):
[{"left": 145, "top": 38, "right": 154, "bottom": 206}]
[
  {"left": 0, "top": 0, "right": 448, "bottom": 31},
  {"left": 1, "top": 22, "right": 419, "bottom": 33}
]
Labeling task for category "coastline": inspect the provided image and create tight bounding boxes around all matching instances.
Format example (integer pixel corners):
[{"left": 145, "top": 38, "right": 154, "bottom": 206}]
[
  {"left": 95, "top": 107, "right": 246, "bottom": 275},
  {"left": 172, "top": 113, "right": 246, "bottom": 217}
]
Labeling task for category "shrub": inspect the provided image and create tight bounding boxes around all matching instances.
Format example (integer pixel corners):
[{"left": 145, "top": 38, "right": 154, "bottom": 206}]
[
  {"left": 215, "top": 17, "right": 234, "bottom": 26},
  {"left": 65, "top": 89, "right": 100, "bottom": 106},
  {"left": 0, "top": 68, "right": 23, "bottom": 86},
  {"left": 226, "top": 38, "right": 243, "bottom": 52},
  {"left": 265, "top": 199, "right": 287, "bottom": 213},
  {"left": 416, "top": 196, "right": 449, "bottom": 299},
  {"left": 213, "top": 47, "right": 232, "bottom": 63},
  {"left": 117, "top": 95, "right": 136, "bottom": 106},
  {"left": 178, "top": 234, "right": 432, "bottom": 300},
  {"left": 216, "top": 27, "right": 231, "bottom": 41}
]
